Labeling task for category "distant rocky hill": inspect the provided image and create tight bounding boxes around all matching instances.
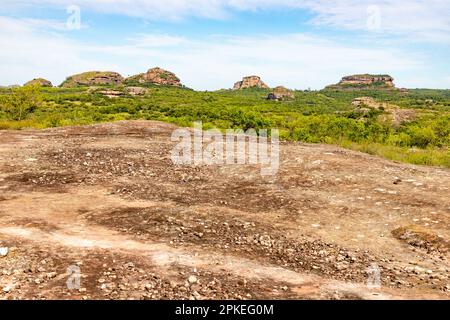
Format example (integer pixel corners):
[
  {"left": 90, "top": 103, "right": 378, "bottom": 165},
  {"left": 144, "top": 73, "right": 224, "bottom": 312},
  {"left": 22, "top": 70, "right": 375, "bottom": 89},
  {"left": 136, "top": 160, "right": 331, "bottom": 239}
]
[
  {"left": 125, "top": 67, "right": 182, "bottom": 87},
  {"left": 60, "top": 71, "right": 124, "bottom": 88},
  {"left": 24, "top": 78, "right": 53, "bottom": 87},
  {"left": 233, "top": 76, "right": 269, "bottom": 90},
  {"left": 327, "top": 74, "right": 395, "bottom": 90}
]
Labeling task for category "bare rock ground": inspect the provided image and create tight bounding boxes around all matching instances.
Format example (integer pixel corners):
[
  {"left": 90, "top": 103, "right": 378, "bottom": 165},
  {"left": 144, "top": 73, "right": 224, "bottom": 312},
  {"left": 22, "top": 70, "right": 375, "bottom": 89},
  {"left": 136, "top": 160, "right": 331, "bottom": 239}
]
[{"left": 0, "top": 120, "right": 449, "bottom": 300}]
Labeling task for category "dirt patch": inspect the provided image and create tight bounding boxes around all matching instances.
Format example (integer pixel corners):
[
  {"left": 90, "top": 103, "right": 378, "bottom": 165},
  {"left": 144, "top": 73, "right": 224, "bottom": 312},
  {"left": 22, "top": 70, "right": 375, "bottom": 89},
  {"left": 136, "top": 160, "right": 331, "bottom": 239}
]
[
  {"left": 0, "top": 120, "right": 449, "bottom": 300},
  {"left": 4, "top": 172, "right": 79, "bottom": 192},
  {"left": 0, "top": 238, "right": 300, "bottom": 300}
]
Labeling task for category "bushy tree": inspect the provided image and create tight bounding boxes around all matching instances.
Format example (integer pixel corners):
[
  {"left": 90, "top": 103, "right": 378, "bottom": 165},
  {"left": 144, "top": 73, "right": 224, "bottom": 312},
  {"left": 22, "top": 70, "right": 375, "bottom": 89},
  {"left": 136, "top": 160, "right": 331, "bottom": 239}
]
[{"left": 0, "top": 85, "right": 43, "bottom": 120}]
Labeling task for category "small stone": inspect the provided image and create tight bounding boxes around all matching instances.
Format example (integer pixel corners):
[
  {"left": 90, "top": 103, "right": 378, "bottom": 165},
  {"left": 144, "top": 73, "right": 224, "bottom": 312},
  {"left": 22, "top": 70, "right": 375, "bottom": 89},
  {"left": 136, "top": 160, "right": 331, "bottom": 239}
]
[
  {"left": 145, "top": 284, "right": 153, "bottom": 291},
  {"left": 0, "top": 247, "right": 8, "bottom": 257},
  {"left": 414, "top": 266, "right": 425, "bottom": 274},
  {"left": 192, "top": 291, "right": 201, "bottom": 299},
  {"left": 2, "top": 285, "right": 11, "bottom": 293},
  {"left": 188, "top": 276, "right": 198, "bottom": 285}
]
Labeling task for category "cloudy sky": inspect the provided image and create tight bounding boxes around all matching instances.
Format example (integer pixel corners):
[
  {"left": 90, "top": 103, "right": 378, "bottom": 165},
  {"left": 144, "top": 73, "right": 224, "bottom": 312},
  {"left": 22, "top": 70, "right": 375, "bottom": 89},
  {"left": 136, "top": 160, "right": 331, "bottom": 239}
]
[{"left": 1, "top": 0, "right": 449, "bottom": 89}]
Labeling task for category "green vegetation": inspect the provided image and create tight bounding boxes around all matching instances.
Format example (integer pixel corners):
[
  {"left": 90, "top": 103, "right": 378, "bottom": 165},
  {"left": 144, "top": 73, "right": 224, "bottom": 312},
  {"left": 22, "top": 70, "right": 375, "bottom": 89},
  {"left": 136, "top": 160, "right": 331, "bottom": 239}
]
[
  {"left": 0, "top": 85, "right": 449, "bottom": 167},
  {"left": 0, "top": 85, "right": 43, "bottom": 121}
]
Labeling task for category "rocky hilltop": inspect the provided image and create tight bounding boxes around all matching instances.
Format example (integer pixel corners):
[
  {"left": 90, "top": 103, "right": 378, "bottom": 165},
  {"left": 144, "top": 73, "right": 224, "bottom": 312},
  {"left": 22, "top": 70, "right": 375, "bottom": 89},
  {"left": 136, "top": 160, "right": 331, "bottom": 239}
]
[
  {"left": 60, "top": 71, "right": 124, "bottom": 88},
  {"left": 24, "top": 78, "right": 53, "bottom": 87},
  {"left": 125, "top": 67, "right": 182, "bottom": 87},
  {"left": 341, "top": 74, "right": 394, "bottom": 86},
  {"left": 327, "top": 74, "right": 395, "bottom": 90},
  {"left": 233, "top": 76, "right": 269, "bottom": 90}
]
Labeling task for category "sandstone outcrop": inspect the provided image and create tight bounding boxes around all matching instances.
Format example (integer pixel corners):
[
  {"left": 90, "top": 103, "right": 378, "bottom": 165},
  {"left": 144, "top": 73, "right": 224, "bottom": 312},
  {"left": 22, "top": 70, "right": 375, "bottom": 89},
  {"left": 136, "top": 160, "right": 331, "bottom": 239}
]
[
  {"left": 24, "top": 78, "right": 53, "bottom": 87},
  {"left": 233, "top": 76, "right": 269, "bottom": 90},
  {"left": 125, "top": 87, "right": 149, "bottom": 96},
  {"left": 351, "top": 97, "right": 379, "bottom": 108},
  {"left": 97, "top": 90, "right": 124, "bottom": 98},
  {"left": 60, "top": 71, "right": 124, "bottom": 88},
  {"left": 267, "top": 86, "right": 294, "bottom": 101},
  {"left": 327, "top": 74, "right": 395, "bottom": 90},
  {"left": 125, "top": 67, "right": 182, "bottom": 87}
]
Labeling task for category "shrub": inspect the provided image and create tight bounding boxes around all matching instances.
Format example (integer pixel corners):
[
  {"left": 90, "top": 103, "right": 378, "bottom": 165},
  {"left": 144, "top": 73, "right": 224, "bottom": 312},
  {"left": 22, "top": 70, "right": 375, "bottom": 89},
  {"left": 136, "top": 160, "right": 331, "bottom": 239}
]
[
  {"left": 0, "top": 85, "right": 43, "bottom": 120},
  {"left": 407, "top": 126, "right": 437, "bottom": 148}
]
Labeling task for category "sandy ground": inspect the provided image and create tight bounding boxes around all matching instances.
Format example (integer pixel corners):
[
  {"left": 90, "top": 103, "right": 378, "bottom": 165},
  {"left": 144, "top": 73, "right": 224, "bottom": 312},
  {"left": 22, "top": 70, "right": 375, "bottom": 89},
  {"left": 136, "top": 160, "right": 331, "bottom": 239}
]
[{"left": 0, "top": 120, "right": 448, "bottom": 300}]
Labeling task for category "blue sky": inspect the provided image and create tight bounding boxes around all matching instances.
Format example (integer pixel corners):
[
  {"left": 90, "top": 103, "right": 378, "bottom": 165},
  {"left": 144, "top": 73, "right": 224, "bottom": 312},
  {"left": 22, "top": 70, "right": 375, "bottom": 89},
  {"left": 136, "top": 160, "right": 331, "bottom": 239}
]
[{"left": 0, "top": 0, "right": 449, "bottom": 90}]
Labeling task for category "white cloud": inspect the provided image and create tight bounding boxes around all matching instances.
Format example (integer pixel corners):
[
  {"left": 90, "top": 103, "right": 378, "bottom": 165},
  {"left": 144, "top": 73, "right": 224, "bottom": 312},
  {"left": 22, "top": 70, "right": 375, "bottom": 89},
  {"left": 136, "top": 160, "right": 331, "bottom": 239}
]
[
  {"left": 0, "top": 16, "right": 431, "bottom": 89},
  {"left": 4, "top": 0, "right": 450, "bottom": 42},
  {"left": 2, "top": 0, "right": 231, "bottom": 20},
  {"left": 127, "top": 34, "right": 189, "bottom": 48},
  {"left": 0, "top": 16, "right": 117, "bottom": 86},
  {"left": 305, "top": 0, "right": 450, "bottom": 43}
]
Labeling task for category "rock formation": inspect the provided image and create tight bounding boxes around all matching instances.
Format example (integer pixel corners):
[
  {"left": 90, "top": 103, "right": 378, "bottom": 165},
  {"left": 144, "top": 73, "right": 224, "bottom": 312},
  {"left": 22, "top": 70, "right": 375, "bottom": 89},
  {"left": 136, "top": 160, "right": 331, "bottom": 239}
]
[
  {"left": 125, "top": 87, "right": 149, "bottom": 96},
  {"left": 267, "top": 86, "right": 294, "bottom": 101},
  {"left": 351, "top": 96, "right": 416, "bottom": 126},
  {"left": 341, "top": 74, "right": 394, "bottom": 86},
  {"left": 351, "top": 97, "right": 379, "bottom": 108},
  {"left": 125, "top": 67, "right": 182, "bottom": 87},
  {"left": 327, "top": 74, "right": 395, "bottom": 90},
  {"left": 233, "top": 76, "right": 269, "bottom": 90},
  {"left": 97, "top": 90, "right": 124, "bottom": 98},
  {"left": 60, "top": 71, "right": 124, "bottom": 88},
  {"left": 24, "top": 78, "right": 53, "bottom": 87}
]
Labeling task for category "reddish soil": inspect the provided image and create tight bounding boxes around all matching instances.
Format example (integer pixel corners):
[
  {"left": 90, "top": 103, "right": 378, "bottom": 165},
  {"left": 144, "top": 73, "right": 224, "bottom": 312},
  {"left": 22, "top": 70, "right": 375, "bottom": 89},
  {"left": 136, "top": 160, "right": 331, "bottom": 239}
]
[{"left": 0, "top": 120, "right": 449, "bottom": 300}]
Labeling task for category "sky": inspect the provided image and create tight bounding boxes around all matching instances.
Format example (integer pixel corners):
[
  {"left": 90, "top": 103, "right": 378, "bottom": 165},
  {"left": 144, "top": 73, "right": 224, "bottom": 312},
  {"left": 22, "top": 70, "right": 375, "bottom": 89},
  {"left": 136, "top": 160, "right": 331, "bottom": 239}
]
[{"left": 0, "top": 0, "right": 449, "bottom": 90}]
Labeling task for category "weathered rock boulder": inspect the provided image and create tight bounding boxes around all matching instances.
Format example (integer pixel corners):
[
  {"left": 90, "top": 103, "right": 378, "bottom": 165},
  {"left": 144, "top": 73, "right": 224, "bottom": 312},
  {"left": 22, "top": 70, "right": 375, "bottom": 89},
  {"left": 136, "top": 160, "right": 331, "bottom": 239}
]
[
  {"left": 351, "top": 97, "right": 379, "bottom": 108},
  {"left": 233, "top": 76, "right": 269, "bottom": 90},
  {"left": 327, "top": 74, "right": 395, "bottom": 90},
  {"left": 267, "top": 86, "right": 294, "bottom": 101},
  {"left": 125, "top": 67, "right": 182, "bottom": 87},
  {"left": 97, "top": 90, "right": 124, "bottom": 98},
  {"left": 125, "top": 87, "right": 149, "bottom": 96},
  {"left": 24, "top": 78, "right": 53, "bottom": 87},
  {"left": 60, "top": 71, "right": 124, "bottom": 88}
]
